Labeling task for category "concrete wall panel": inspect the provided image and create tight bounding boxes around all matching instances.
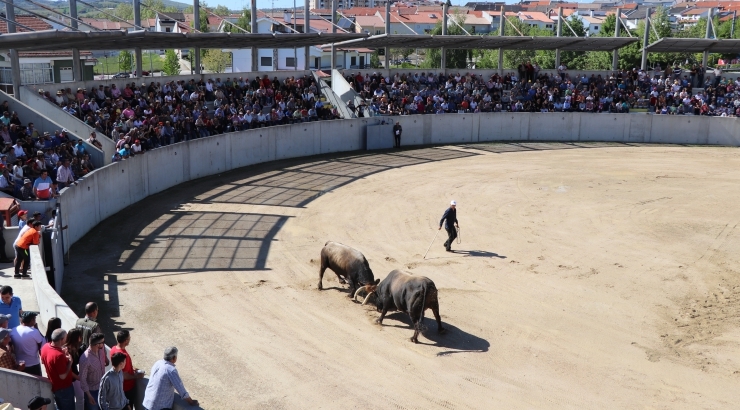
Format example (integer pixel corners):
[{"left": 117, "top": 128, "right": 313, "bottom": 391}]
[
  {"left": 146, "top": 144, "right": 186, "bottom": 196},
  {"left": 627, "top": 114, "right": 651, "bottom": 142},
  {"left": 188, "top": 136, "right": 232, "bottom": 180},
  {"left": 479, "top": 113, "right": 529, "bottom": 141},
  {"left": 96, "top": 162, "right": 131, "bottom": 222},
  {"left": 707, "top": 117, "right": 740, "bottom": 145},
  {"left": 61, "top": 170, "right": 100, "bottom": 249},
  {"left": 650, "top": 115, "right": 705, "bottom": 144},
  {"left": 277, "top": 122, "right": 321, "bottom": 160},
  {"left": 127, "top": 152, "right": 150, "bottom": 204},
  {"left": 430, "top": 114, "right": 475, "bottom": 144},
  {"left": 529, "top": 113, "right": 580, "bottom": 141},
  {"left": 320, "top": 119, "right": 364, "bottom": 154},
  {"left": 579, "top": 114, "right": 627, "bottom": 141}
]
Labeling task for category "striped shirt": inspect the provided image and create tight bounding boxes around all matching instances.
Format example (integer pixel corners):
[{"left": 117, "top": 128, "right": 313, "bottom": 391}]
[
  {"left": 98, "top": 368, "right": 128, "bottom": 410},
  {"left": 142, "top": 360, "right": 190, "bottom": 410},
  {"left": 79, "top": 346, "right": 107, "bottom": 393}
]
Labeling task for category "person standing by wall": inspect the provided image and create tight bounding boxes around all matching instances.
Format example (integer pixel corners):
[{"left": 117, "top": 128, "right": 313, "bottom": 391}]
[
  {"left": 40, "top": 328, "right": 75, "bottom": 410},
  {"left": 143, "top": 346, "right": 199, "bottom": 410},
  {"left": 392, "top": 121, "right": 402, "bottom": 149},
  {"left": 0, "top": 286, "right": 22, "bottom": 328},
  {"left": 14, "top": 220, "right": 42, "bottom": 278},
  {"left": 98, "top": 352, "right": 129, "bottom": 410},
  {"left": 110, "top": 330, "right": 144, "bottom": 408},
  {"left": 76, "top": 302, "right": 102, "bottom": 348},
  {"left": 79, "top": 333, "right": 109, "bottom": 410},
  {"left": 438, "top": 200, "right": 460, "bottom": 252},
  {"left": 10, "top": 311, "right": 44, "bottom": 376}
]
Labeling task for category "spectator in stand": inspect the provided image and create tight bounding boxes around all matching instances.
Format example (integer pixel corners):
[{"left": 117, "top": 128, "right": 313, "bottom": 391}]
[
  {"left": 33, "top": 170, "right": 53, "bottom": 200},
  {"left": 15, "top": 220, "right": 42, "bottom": 278},
  {"left": 40, "top": 328, "right": 75, "bottom": 410},
  {"left": 98, "top": 352, "right": 130, "bottom": 410},
  {"left": 76, "top": 302, "right": 102, "bottom": 348},
  {"left": 44, "top": 317, "right": 62, "bottom": 343},
  {"left": 0, "top": 313, "right": 10, "bottom": 328},
  {"left": 142, "top": 346, "right": 199, "bottom": 410},
  {"left": 110, "top": 330, "right": 144, "bottom": 407},
  {"left": 56, "top": 159, "right": 76, "bottom": 189},
  {"left": 79, "top": 333, "right": 109, "bottom": 410},
  {"left": 10, "top": 311, "right": 44, "bottom": 376},
  {"left": 0, "top": 219, "right": 9, "bottom": 263},
  {"left": 0, "top": 286, "right": 22, "bottom": 328},
  {"left": 0, "top": 327, "right": 25, "bottom": 371},
  {"left": 20, "top": 178, "right": 35, "bottom": 201}
]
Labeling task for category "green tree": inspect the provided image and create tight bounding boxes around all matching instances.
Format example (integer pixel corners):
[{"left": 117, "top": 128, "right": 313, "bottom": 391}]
[
  {"left": 370, "top": 50, "right": 381, "bottom": 68},
  {"left": 214, "top": 5, "right": 231, "bottom": 16},
  {"left": 421, "top": 15, "right": 469, "bottom": 69},
  {"left": 163, "top": 49, "right": 180, "bottom": 76},
  {"left": 223, "top": 8, "right": 251, "bottom": 33},
  {"left": 202, "top": 49, "right": 230, "bottom": 72},
  {"left": 113, "top": 3, "right": 133, "bottom": 20},
  {"left": 119, "top": 50, "right": 133, "bottom": 72}
]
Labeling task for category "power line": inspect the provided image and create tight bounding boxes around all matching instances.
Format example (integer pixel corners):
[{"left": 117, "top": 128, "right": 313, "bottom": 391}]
[{"left": 75, "top": 0, "right": 146, "bottom": 30}]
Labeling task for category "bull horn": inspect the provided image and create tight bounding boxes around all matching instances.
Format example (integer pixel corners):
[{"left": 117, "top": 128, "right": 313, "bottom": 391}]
[
  {"left": 362, "top": 291, "right": 375, "bottom": 306},
  {"left": 353, "top": 287, "right": 365, "bottom": 302}
]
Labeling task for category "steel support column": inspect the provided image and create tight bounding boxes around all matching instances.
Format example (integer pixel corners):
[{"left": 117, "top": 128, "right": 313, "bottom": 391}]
[
  {"left": 331, "top": 0, "right": 337, "bottom": 70},
  {"left": 70, "top": 0, "right": 82, "bottom": 81},
  {"left": 612, "top": 8, "right": 621, "bottom": 71},
  {"left": 555, "top": 7, "right": 562, "bottom": 69},
  {"left": 305, "top": 0, "right": 311, "bottom": 70},
  {"left": 5, "top": 0, "right": 20, "bottom": 98},
  {"left": 133, "top": 0, "right": 142, "bottom": 77},
  {"left": 498, "top": 7, "right": 504, "bottom": 75},
  {"left": 194, "top": 0, "right": 201, "bottom": 75},
  {"left": 251, "top": 0, "right": 257, "bottom": 72},
  {"left": 441, "top": 1, "right": 449, "bottom": 71},
  {"left": 641, "top": 8, "right": 651, "bottom": 70},
  {"left": 385, "top": 1, "right": 390, "bottom": 69}
]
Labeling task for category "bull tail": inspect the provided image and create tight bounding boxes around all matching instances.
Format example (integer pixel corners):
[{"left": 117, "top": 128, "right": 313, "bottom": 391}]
[{"left": 417, "top": 283, "right": 427, "bottom": 332}]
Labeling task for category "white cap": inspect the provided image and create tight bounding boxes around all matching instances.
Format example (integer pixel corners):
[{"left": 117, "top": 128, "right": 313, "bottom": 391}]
[{"left": 450, "top": 200, "right": 457, "bottom": 206}]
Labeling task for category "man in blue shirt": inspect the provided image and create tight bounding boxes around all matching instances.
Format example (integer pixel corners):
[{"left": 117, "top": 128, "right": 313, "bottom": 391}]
[
  {"left": 143, "top": 346, "right": 198, "bottom": 410},
  {"left": 0, "top": 286, "right": 22, "bottom": 328}
]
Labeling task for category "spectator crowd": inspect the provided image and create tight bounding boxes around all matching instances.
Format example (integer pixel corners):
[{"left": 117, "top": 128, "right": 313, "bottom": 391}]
[
  {"left": 343, "top": 64, "right": 740, "bottom": 116},
  {"left": 41, "top": 75, "right": 342, "bottom": 162},
  {"left": 0, "top": 101, "right": 98, "bottom": 201},
  {"left": 0, "top": 288, "right": 199, "bottom": 410}
]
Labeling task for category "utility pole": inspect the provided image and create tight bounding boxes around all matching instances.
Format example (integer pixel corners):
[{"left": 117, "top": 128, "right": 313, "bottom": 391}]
[
  {"left": 641, "top": 8, "right": 650, "bottom": 71},
  {"left": 305, "top": 0, "right": 311, "bottom": 70},
  {"left": 331, "top": 0, "right": 337, "bottom": 70},
  {"left": 385, "top": 1, "right": 390, "bottom": 69},
  {"left": 133, "top": 0, "right": 142, "bottom": 77},
  {"left": 612, "top": 7, "right": 621, "bottom": 71},
  {"left": 5, "top": 0, "right": 21, "bottom": 99},
  {"left": 441, "top": 0, "right": 449, "bottom": 71},
  {"left": 194, "top": 0, "right": 201, "bottom": 75},
  {"left": 251, "top": 0, "right": 257, "bottom": 72},
  {"left": 703, "top": 7, "right": 713, "bottom": 67},
  {"left": 498, "top": 6, "right": 504, "bottom": 75},
  {"left": 555, "top": 7, "right": 562, "bottom": 70},
  {"left": 70, "top": 0, "right": 82, "bottom": 80}
]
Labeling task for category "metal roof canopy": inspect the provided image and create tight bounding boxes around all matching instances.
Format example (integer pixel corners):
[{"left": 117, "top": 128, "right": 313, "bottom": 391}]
[
  {"left": 644, "top": 38, "right": 740, "bottom": 53},
  {"left": 333, "top": 34, "right": 639, "bottom": 51},
  {"left": 0, "top": 30, "right": 368, "bottom": 51}
]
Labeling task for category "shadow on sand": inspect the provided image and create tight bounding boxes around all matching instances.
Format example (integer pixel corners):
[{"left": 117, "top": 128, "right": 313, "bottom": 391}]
[{"left": 382, "top": 312, "right": 489, "bottom": 355}]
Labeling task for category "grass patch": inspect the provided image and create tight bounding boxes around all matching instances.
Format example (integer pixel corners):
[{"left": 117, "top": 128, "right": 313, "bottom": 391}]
[{"left": 94, "top": 53, "right": 165, "bottom": 75}]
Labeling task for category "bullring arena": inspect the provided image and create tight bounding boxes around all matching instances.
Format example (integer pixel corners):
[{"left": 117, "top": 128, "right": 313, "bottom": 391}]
[{"left": 62, "top": 140, "right": 740, "bottom": 409}]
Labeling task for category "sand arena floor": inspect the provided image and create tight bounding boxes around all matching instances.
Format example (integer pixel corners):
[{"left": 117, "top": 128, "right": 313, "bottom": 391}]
[{"left": 64, "top": 142, "right": 740, "bottom": 409}]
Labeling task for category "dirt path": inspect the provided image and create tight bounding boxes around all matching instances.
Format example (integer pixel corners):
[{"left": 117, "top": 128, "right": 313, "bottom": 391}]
[{"left": 65, "top": 144, "right": 740, "bottom": 409}]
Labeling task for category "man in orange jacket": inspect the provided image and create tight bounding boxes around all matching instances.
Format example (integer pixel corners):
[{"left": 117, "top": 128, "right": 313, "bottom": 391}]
[{"left": 15, "top": 220, "right": 41, "bottom": 278}]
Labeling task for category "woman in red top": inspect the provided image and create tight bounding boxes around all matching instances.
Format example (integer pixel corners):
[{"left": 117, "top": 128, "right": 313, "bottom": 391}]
[{"left": 15, "top": 220, "right": 41, "bottom": 278}]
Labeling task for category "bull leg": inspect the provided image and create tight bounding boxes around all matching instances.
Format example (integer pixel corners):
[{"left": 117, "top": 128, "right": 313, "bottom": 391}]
[
  {"left": 431, "top": 302, "right": 446, "bottom": 334},
  {"left": 376, "top": 306, "right": 389, "bottom": 325},
  {"left": 346, "top": 278, "right": 358, "bottom": 298},
  {"left": 318, "top": 257, "right": 327, "bottom": 290}
]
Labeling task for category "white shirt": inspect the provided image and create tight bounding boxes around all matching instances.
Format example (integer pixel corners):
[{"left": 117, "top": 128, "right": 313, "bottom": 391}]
[{"left": 10, "top": 325, "right": 45, "bottom": 366}]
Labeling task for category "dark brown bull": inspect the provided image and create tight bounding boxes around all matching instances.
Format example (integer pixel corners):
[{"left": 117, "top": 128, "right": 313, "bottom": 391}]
[
  {"left": 354, "top": 269, "right": 446, "bottom": 343},
  {"left": 318, "top": 241, "right": 376, "bottom": 297}
]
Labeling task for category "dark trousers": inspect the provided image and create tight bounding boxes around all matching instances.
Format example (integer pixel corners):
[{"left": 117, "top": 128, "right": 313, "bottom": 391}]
[
  {"left": 24, "top": 363, "right": 42, "bottom": 376},
  {"left": 394, "top": 135, "right": 401, "bottom": 148},
  {"left": 443, "top": 226, "right": 457, "bottom": 250},
  {"left": 15, "top": 246, "right": 29, "bottom": 275},
  {"left": 0, "top": 231, "right": 6, "bottom": 260}
]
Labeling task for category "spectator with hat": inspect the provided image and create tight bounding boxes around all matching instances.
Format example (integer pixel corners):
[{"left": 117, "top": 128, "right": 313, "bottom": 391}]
[
  {"left": 10, "top": 311, "right": 44, "bottom": 376},
  {"left": 0, "top": 286, "right": 21, "bottom": 328},
  {"left": 79, "top": 332, "right": 109, "bottom": 410},
  {"left": 143, "top": 346, "right": 198, "bottom": 410},
  {"left": 28, "top": 396, "right": 52, "bottom": 410},
  {"left": 0, "top": 327, "right": 24, "bottom": 370},
  {"left": 19, "top": 178, "right": 34, "bottom": 201},
  {"left": 40, "top": 328, "right": 75, "bottom": 410}
]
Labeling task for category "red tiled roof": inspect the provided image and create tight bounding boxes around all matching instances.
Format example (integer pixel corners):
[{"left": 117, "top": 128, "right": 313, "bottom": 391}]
[{"left": 0, "top": 15, "right": 52, "bottom": 33}]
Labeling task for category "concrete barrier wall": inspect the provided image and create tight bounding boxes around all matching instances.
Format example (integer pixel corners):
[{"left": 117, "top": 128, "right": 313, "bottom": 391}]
[
  {"left": 56, "top": 112, "right": 740, "bottom": 275},
  {"left": 0, "top": 367, "right": 56, "bottom": 410}
]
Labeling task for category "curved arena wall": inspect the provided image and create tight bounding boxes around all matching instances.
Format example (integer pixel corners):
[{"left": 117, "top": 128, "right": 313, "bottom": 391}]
[{"left": 59, "top": 112, "right": 740, "bottom": 256}]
